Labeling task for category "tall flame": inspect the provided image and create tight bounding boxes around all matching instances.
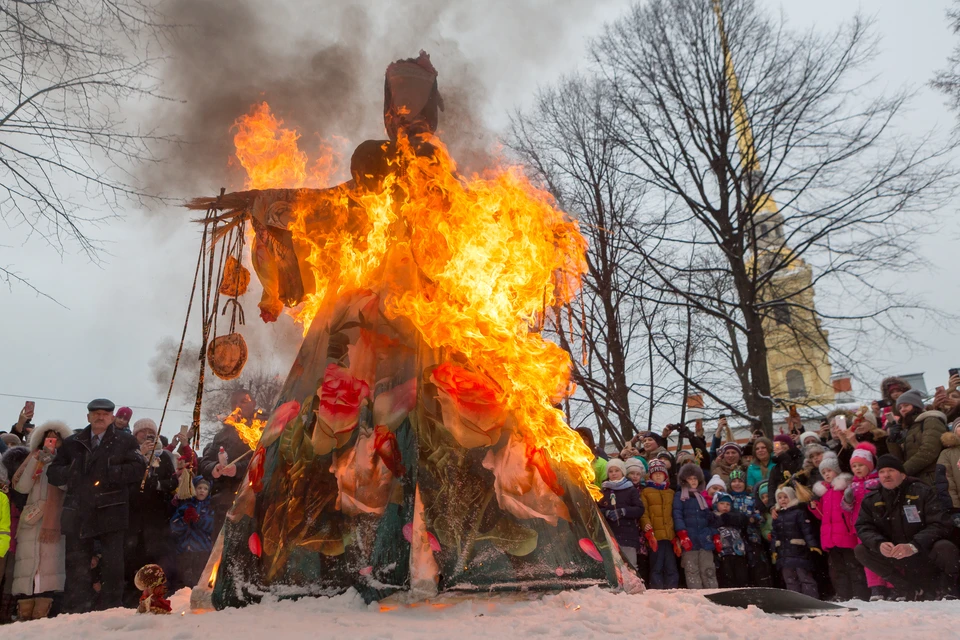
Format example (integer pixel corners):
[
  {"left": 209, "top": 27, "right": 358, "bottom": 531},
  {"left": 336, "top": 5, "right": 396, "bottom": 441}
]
[
  {"left": 223, "top": 408, "right": 267, "bottom": 450},
  {"left": 231, "top": 103, "right": 599, "bottom": 496}
]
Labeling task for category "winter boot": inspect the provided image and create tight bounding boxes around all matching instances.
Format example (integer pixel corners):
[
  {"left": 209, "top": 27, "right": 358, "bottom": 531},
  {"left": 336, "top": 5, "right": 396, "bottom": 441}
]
[
  {"left": 32, "top": 597, "right": 53, "bottom": 619},
  {"left": 869, "top": 586, "right": 888, "bottom": 602},
  {"left": 15, "top": 598, "right": 35, "bottom": 622}
]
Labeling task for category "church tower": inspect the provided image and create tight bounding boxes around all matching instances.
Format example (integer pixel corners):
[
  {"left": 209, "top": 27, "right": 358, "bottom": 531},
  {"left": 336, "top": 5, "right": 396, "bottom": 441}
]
[{"left": 714, "top": 0, "right": 834, "bottom": 406}]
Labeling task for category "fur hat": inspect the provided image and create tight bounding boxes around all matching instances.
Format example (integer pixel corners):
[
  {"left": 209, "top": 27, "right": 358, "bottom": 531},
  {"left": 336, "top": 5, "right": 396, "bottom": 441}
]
[
  {"left": 647, "top": 459, "right": 668, "bottom": 480},
  {"left": 895, "top": 389, "right": 925, "bottom": 412},
  {"left": 818, "top": 450, "right": 841, "bottom": 475},
  {"left": 624, "top": 457, "right": 646, "bottom": 474},
  {"left": 717, "top": 442, "right": 742, "bottom": 457},
  {"left": 881, "top": 376, "right": 911, "bottom": 404},
  {"left": 850, "top": 442, "right": 877, "bottom": 472},
  {"left": 1, "top": 445, "right": 29, "bottom": 482},
  {"left": 706, "top": 474, "right": 726, "bottom": 493},
  {"left": 132, "top": 418, "right": 158, "bottom": 438},
  {"left": 773, "top": 434, "right": 794, "bottom": 448},
  {"left": 606, "top": 458, "right": 627, "bottom": 476},
  {"left": 0, "top": 433, "right": 21, "bottom": 448},
  {"left": 799, "top": 431, "right": 821, "bottom": 446},
  {"left": 678, "top": 462, "right": 705, "bottom": 489},
  {"left": 776, "top": 485, "right": 799, "bottom": 508},
  {"left": 803, "top": 442, "right": 826, "bottom": 461}
]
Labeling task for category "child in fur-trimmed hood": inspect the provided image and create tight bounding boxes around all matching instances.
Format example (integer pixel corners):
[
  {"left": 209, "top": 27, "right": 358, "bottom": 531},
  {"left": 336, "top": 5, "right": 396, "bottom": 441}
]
[{"left": 810, "top": 452, "right": 868, "bottom": 601}]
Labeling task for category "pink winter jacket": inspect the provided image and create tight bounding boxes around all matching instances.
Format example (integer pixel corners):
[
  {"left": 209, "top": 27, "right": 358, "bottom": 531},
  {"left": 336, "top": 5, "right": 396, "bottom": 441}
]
[
  {"left": 841, "top": 471, "right": 880, "bottom": 527},
  {"left": 811, "top": 474, "right": 857, "bottom": 550}
]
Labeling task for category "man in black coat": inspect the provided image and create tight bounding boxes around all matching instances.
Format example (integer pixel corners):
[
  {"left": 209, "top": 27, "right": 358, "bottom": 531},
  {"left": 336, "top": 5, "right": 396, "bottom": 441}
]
[
  {"left": 766, "top": 434, "right": 804, "bottom": 505},
  {"left": 200, "top": 390, "right": 259, "bottom": 539},
  {"left": 854, "top": 454, "right": 960, "bottom": 600},
  {"left": 47, "top": 398, "right": 146, "bottom": 613}
]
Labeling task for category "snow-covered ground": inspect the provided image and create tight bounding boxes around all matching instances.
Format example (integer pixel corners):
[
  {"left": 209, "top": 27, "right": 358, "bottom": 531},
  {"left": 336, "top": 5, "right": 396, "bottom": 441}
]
[{"left": 12, "top": 587, "right": 958, "bottom": 639}]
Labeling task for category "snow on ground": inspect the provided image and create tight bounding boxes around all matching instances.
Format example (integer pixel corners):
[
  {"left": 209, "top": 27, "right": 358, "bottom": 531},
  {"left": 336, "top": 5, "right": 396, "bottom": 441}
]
[{"left": 11, "top": 587, "right": 959, "bottom": 639}]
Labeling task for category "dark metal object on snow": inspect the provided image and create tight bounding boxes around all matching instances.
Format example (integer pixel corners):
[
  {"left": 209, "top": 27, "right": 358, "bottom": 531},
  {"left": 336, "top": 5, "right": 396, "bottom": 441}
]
[{"left": 704, "top": 587, "right": 857, "bottom": 618}]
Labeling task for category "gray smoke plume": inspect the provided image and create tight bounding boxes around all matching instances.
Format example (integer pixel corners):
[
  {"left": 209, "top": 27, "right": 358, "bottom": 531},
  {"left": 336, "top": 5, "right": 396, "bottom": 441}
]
[{"left": 147, "top": 0, "right": 611, "bottom": 194}]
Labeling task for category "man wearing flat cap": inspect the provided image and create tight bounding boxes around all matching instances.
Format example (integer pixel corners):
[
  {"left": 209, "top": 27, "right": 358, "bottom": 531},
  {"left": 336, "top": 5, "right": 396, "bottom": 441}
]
[{"left": 47, "top": 398, "right": 146, "bottom": 612}]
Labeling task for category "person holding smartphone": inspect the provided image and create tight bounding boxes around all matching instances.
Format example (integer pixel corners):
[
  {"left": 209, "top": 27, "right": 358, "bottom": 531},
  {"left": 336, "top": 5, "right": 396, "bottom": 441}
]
[
  {"left": 10, "top": 420, "right": 72, "bottom": 620},
  {"left": 2, "top": 401, "right": 36, "bottom": 444}
]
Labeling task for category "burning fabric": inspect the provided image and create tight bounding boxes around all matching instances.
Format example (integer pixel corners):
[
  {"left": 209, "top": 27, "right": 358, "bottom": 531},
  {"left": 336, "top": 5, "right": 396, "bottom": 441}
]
[{"left": 187, "top": 51, "right": 633, "bottom": 610}]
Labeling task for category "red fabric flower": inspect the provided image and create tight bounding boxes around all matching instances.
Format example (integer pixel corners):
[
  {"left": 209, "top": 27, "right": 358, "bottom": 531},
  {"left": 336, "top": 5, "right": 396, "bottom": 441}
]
[
  {"left": 248, "top": 446, "right": 266, "bottom": 492},
  {"left": 430, "top": 363, "right": 506, "bottom": 449},
  {"left": 260, "top": 399, "right": 301, "bottom": 448},
  {"left": 312, "top": 364, "right": 370, "bottom": 455},
  {"left": 373, "top": 425, "right": 406, "bottom": 477}
]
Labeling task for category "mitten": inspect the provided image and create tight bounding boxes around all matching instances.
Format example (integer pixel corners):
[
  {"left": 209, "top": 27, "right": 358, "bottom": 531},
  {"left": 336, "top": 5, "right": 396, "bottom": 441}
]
[
  {"left": 603, "top": 509, "right": 619, "bottom": 521},
  {"left": 677, "top": 530, "right": 693, "bottom": 551},
  {"left": 671, "top": 537, "right": 683, "bottom": 557},
  {"left": 713, "top": 534, "right": 723, "bottom": 553},
  {"left": 183, "top": 506, "right": 199, "bottom": 524},
  {"left": 644, "top": 529, "right": 659, "bottom": 552}
]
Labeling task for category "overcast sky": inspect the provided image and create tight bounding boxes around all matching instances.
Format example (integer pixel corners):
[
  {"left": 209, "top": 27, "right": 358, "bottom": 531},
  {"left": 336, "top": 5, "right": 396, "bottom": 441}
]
[{"left": 1, "top": 0, "right": 957, "bottom": 432}]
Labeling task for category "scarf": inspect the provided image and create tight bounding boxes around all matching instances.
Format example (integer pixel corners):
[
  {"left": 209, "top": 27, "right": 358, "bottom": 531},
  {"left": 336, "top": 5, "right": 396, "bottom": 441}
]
[
  {"left": 680, "top": 485, "right": 708, "bottom": 510},
  {"left": 646, "top": 480, "right": 668, "bottom": 490},
  {"left": 602, "top": 478, "right": 634, "bottom": 491},
  {"left": 139, "top": 585, "right": 172, "bottom": 614}
]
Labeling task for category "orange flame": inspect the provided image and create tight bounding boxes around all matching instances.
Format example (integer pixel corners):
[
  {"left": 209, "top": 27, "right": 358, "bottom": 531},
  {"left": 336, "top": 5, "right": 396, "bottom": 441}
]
[
  {"left": 223, "top": 408, "right": 267, "bottom": 450},
  {"left": 231, "top": 102, "right": 599, "bottom": 497}
]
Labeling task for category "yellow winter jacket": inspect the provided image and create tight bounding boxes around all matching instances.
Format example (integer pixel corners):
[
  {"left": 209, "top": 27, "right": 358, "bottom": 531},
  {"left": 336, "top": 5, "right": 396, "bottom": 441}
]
[
  {"left": 640, "top": 485, "right": 676, "bottom": 541},
  {"left": 0, "top": 491, "right": 10, "bottom": 558}
]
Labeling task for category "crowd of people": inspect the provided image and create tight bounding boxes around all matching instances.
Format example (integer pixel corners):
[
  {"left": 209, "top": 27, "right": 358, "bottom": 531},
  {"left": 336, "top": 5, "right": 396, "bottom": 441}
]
[
  {"left": 586, "top": 373, "right": 960, "bottom": 602},
  {"left": 0, "top": 373, "right": 957, "bottom": 621},
  {"left": 0, "top": 390, "right": 258, "bottom": 622}
]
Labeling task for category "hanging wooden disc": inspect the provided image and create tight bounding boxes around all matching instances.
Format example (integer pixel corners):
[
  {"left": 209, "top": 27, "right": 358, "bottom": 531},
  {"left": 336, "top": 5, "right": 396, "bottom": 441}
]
[{"left": 207, "top": 333, "right": 248, "bottom": 380}]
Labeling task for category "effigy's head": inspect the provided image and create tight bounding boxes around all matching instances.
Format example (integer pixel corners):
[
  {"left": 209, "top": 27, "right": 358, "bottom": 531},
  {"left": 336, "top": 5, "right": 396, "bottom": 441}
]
[{"left": 383, "top": 50, "right": 444, "bottom": 141}]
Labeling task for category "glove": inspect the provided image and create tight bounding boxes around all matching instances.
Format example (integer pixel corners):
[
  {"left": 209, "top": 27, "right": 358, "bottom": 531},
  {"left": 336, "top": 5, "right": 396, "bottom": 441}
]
[
  {"left": 811, "top": 547, "right": 823, "bottom": 555},
  {"left": 183, "top": 506, "right": 200, "bottom": 524},
  {"left": 644, "top": 529, "right": 659, "bottom": 552},
  {"left": 677, "top": 530, "right": 693, "bottom": 552},
  {"left": 603, "top": 509, "right": 618, "bottom": 521},
  {"left": 713, "top": 534, "right": 723, "bottom": 554},
  {"left": 671, "top": 537, "right": 683, "bottom": 557}
]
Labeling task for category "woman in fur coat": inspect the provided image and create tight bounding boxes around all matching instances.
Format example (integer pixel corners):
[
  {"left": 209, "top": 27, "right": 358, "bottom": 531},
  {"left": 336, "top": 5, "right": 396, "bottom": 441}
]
[{"left": 11, "top": 420, "right": 71, "bottom": 620}]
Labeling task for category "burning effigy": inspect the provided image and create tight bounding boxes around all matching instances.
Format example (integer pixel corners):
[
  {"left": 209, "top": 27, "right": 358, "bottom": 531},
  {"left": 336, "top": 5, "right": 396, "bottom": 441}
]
[{"left": 186, "top": 51, "right": 636, "bottom": 610}]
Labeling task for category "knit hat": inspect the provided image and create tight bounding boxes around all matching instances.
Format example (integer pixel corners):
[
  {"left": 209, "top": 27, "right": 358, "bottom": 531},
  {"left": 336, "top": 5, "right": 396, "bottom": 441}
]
[
  {"left": 132, "top": 418, "right": 158, "bottom": 437},
  {"left": 606, "top": 458, "right": 627, "bottom": 475},
  {"left": 706, "top": 474, "right": 726, "bottom": 493},
  {"left": 648, "top": 459, "right": 668, "bottom": 480},
  {"left": 718, "top": 442, "right": 742, "bottom": 456},
  {"left": 895, "top": 389, "right": 925, "bottom": 412},
  {"left": 729, "top": 468, "right": 746, "bottom": 483},
  {"left": 850, "top": 442, "right": 877, "bottom": 472},
  {"left": 714, "top": 491, "right": 733, "bottom": 506},
  {"left": 818, "top": 450, "right": 841, "bottom": 475},
  {"left": 194, "top": 476, "right": 211, "bottom": 489},
  {"left": 860, "top": 411, "right": 878, "bottom": 428},
  {"left": 876, "top": 454, "right": 905, "bottom": 474},
  {"left": 116, "top": 406, "right": 133, "bottom": 421},
  {"left": 773, "top": 434, "right": 794, "bottom": 448},
  {"left": 624, "top": 458, "right": 646, "bottom": 475},
  {"left": 775, "top": 485, "right": 799, "bottom": 508},
  {"left": 799, "top": 431, "right": 821, "bottom": 446}
]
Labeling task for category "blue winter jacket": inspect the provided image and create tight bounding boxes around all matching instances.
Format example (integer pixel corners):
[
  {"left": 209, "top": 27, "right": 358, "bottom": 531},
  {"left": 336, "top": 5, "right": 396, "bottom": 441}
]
[
  {"left": 672, "top": 491, "right": 719, "bottom": 551},
  {"left": 170, "top": 497, "right": 214, "bottom": 554}
]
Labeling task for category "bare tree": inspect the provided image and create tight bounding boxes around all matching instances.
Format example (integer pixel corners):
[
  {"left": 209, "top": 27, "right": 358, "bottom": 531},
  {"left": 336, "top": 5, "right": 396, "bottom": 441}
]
[
  {"left": 510, "top": 75, "right": 690, "bottom": 448},
  {"left": 934, "top": 0, "right": 960, "bottom": 124},
  {"left": 586, "top": 0, "right": 954, "bottom": 433},
  {"left": 0, "top": 1, "right": 168, "bottom": 290}
]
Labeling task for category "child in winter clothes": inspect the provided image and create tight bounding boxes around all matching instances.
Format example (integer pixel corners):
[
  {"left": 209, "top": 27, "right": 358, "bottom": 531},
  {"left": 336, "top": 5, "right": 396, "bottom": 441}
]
[
  {"left": 772, "top": 486, "right": 821, "bottom": 598},
  {"left": 171, "top": 477, "right": 215, "bottom": 589},
  {"left": 713, "top": 492, "right": 750, "bottom": 588},
  {"left": 673, "top": 463, "right": 720, "bottom": 589},
  {"left": 704, "top": 474, "right": 726, "bottom": 503},
  {"left": 810, "top": 453, "right": 868, "bottom": 601},
  {"left": 597, "top": 459, "right": 644, "bottom": 570},
  {"left": 841, "top": 442, "right": 891, "bottom": 600},
  {"left": 728, "top": 469, "right": 772, "bottom": 587},
  {"left": 640, "top": 460, "right": 679, "bottom": 589},
  {"left": 624, "top": 458, "right": 650, "bottom": 579}
]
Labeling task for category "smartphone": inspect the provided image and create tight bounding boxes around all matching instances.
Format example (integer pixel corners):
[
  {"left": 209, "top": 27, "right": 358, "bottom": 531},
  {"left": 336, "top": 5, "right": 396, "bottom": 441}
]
[
  {"left": 835, "top": 415, "right": 847, "bottom": 430},
  {"left": 950, "top": 368, "right": 959, "bottom": 378},
  {"left": 43, "top": 436, "right": 57, "bottom": 454},
  {"left": 24, "top": 400, "right": 35, "bottom": 414},
  {"left": 179, "top": 424, "right": 190, "bottom": 437}
]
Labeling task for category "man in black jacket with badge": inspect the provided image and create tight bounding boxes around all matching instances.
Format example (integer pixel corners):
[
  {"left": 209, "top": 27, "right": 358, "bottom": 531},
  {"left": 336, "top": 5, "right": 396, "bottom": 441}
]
[
  {"left": 854, "top": 454, "right": 960, "bottom": 600},
  {"left": 47, "top": 398, "right": 146, "bottom": 613}
]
